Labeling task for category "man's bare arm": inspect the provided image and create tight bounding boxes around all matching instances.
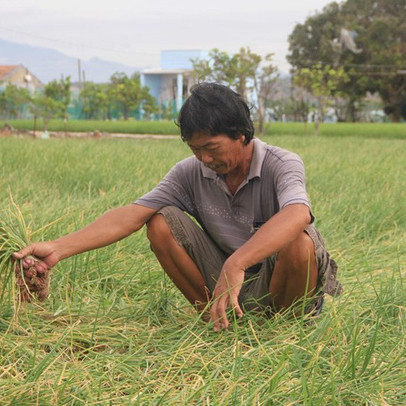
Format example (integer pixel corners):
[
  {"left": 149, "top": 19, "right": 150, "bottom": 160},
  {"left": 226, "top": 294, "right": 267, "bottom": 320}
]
[
  {"left": 210, "top": 203, "right": 311, "bottom": 331},
  {"left": 227, "top": 203, "right": 311, "bottom": 271},
  {"left": 13, "top": 204, "right": 157, "bottom": 271}
]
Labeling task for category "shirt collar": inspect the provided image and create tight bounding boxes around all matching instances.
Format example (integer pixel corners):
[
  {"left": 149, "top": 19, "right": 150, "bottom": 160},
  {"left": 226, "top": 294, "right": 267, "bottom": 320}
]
[
  {"left": 247, "top": 138, "right": 267, "bottom": 180},
  {"left": 201, "top": 161, "right": 217, "bottom": 179},
  {"left": 200, "top": 137, "right": 267, "bottom": 180}
]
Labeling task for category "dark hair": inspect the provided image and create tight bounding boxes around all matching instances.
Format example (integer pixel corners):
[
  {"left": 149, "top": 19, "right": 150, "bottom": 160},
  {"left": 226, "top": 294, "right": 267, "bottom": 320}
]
[{"left": 176, "top": 82, "right": 254, "bottom": 145}]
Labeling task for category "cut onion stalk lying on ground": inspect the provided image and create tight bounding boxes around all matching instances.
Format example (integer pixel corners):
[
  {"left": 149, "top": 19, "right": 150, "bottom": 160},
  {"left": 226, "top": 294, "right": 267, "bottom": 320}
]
[{"left": 0, "top": 198, "right": 50, "bottom": 304}]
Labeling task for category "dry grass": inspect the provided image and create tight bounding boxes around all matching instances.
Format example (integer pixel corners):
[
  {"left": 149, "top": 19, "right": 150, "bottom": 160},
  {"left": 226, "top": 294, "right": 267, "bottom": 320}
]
[{"left": 0, "top": 134, "right": 405, "bottom": 405}]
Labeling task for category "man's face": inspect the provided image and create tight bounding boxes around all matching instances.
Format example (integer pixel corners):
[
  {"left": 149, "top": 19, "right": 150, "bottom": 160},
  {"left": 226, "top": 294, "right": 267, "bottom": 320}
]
[{"left": 187, "top": 132, "right": 246, "bottom": 175}]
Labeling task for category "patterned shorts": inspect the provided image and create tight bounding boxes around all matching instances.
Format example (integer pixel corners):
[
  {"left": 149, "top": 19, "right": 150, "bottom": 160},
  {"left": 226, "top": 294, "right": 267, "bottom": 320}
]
[{"left": 156, "top": 206, "right": 343, "bottom": 312}]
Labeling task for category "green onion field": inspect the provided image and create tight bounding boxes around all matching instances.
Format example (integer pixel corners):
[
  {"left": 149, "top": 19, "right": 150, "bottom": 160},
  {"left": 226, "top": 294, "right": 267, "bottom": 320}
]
[
  {"left": 2, "top": 119, "right": 406, "bottom": 139},
  {"left": 0, "top": 129, "right": 405, "bottom": 405}
]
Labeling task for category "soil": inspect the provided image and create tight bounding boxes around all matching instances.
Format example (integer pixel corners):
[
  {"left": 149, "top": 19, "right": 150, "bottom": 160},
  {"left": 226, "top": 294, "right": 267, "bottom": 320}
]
[{"left": 7, "top": 127, "right": 179, "bottom": 140}]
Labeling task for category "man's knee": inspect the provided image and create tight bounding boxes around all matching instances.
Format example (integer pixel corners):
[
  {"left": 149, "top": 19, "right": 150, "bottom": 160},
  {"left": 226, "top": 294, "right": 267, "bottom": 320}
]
[
  {"left": 270, "top": 231, "right": 318, "bottom": 307},
  {"left": 277, "top": 231, "right": 316, "bottom": 270},
  {"left": 146, "top": 213, "right": 172, "bottom": 246}
]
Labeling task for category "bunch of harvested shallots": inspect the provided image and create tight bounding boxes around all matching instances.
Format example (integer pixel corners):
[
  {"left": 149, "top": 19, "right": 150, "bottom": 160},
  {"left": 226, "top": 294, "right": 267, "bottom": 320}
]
[{"left": 0, "top": 199, "right": 50, "bottom": 303}]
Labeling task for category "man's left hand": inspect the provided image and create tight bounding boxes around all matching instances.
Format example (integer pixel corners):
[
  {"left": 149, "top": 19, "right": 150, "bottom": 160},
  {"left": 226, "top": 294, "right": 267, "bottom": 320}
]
[{"left": 210, "top": 263, "right": 245, "bottom": 331}]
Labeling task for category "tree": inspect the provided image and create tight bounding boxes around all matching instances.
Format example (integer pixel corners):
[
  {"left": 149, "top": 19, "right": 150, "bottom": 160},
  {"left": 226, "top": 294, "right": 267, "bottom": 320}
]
[
  {"left": 79, "top": 82, "right": 109, "bottom": 120},
  {"left": 43, "top": 77, "right": 71, "bottom": 120},
  {"left": 191, "top": 47, "right": 279, "bottom": 133},
  {"left": 28, "top": 77, "right": 71, "bottom": 131},
  {"left": 192, "top": 47, "right": 262, "bottom": 99},
  {"left": 230, "top": 47, "right": 262, "bottom": 97},
  {"left": 191, "top": 49, "right": 235, "bottom": 88},
  {"left": 107, "top": 73, "right": 156, "bottom": 119},
  {"left": 342, "top": 0, "right": 406, "bottom": 121},
  {"left": 268, "top": 97, "right": 310, "bottom": 123},
  {"left": 288, "top": 0, "right": 406, "bottom": 122},
  {"left": 294, "top": 64, "right": 349, "bottom": 135},
  {"left": 30, "top": 94, "right": 65, "bottom": 131},
  {"left": 0, "top": 84, "right": 31, "bottom": 119},
  {"left": 254, "top": 53, "right": 279, "bottom": 133}
]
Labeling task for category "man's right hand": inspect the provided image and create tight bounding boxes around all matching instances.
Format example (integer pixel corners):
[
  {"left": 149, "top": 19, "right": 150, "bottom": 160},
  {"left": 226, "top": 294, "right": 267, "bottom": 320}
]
[{"left": 13, "top": 242, "right": 60, "bottom": 274}]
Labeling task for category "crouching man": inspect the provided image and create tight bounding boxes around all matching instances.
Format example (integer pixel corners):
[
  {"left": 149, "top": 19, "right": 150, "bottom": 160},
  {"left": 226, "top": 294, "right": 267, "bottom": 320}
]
[{"left": 13, "top": 83, "right": 342, "bottom": 331}]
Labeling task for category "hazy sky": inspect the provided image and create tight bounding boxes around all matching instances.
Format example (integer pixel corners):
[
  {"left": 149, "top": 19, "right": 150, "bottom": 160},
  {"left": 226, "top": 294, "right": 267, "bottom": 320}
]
[{"left": 1, "top": 0, "right": 334, "bottom": 72}]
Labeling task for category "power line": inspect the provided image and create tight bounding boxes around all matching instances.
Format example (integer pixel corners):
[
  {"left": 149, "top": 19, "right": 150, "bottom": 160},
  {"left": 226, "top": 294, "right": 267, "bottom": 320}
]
[
  {"left": 296, "top": 59, "right": 406, "bottom": 70},
  {"left": 349, "top": 71, "right": 406, "bottom": 76},
  {"left": 345, "top": 63, "right": 406, "bottom": 69}
]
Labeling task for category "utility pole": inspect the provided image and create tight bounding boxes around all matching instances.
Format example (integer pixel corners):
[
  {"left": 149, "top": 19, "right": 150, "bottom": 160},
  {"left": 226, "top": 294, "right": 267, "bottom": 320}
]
[{"left": 78, "top": 59, "right": 82, "bottom": 83}]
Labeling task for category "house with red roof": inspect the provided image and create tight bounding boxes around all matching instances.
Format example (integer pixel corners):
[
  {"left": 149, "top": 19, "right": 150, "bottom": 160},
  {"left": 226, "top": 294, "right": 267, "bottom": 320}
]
[{"left": 0, "top": 65, "right": 43, "bottom": 92}]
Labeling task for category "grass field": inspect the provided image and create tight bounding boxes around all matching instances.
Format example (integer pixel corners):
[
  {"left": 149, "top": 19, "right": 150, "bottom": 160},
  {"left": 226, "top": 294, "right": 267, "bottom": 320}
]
[
  {"left": 2, "top": 119, "right": 406, "bottom": 139},
  {"left": 0, "top": 132, "right": 405, "bottom": 405}
]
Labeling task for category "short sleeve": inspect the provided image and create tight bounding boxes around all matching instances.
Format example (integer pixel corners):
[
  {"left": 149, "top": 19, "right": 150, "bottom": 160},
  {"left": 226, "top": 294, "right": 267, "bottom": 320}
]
[
  {"left": 274, "top": 155, "right": 311, "bottom": 210},
  {"left": 134, "top": 158, "right": 195, "bottom": 213}
]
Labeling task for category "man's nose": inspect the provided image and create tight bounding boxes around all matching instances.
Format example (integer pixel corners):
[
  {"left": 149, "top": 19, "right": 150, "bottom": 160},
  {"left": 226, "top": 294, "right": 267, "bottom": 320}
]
[{"left": 200, "top": 151, "right": 213, "bottom": 163}]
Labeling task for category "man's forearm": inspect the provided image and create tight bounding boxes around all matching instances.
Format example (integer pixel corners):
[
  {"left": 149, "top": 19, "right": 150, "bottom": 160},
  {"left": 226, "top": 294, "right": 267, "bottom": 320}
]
[
  {"left": 52, "top": 204, "right": 156, "bottom": 261},
  {"left": 225, "top": 204, "right": 311, "bottom": 271}
]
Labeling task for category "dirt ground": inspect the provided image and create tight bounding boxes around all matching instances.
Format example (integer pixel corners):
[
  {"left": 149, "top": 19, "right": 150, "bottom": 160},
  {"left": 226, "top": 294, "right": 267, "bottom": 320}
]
[{"left": 0, "top": 125, "right": 179, "bottom": 140}]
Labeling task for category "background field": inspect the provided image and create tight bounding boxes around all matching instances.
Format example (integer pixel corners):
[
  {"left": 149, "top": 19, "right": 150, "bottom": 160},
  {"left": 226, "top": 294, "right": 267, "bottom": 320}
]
[
  {"left": 2, "top": 119, "right": 406, "bottom": 140},
  {"left": 0, "top": 131, "right": 405, "bottom": 405}
]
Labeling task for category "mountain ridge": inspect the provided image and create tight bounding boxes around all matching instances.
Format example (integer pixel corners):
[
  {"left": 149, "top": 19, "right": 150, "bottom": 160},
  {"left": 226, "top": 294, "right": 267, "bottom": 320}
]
[{"left": 0, "top": 38, "right": 142, "bottom": 84}]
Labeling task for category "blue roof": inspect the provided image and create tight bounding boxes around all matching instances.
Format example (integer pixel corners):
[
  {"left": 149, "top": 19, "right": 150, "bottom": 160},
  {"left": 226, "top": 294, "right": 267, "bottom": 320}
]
[{"left": 161, "top": 50, "right": 209, "bottom": 70}]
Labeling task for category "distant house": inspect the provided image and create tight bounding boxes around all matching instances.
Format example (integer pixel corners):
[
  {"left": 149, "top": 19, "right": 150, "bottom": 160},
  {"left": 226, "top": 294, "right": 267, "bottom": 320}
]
[
  {"left": 141, "top": 50, "right": 208, "bottom": 115},
  {"left": 0, "top": 65, "right": 43, "bottom": 92}
]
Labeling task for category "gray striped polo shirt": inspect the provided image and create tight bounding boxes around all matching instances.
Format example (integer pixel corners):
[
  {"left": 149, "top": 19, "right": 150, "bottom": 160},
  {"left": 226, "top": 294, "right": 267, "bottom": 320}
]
[{"left": 135, "top": 138, "right": 312, "bottom": 255}]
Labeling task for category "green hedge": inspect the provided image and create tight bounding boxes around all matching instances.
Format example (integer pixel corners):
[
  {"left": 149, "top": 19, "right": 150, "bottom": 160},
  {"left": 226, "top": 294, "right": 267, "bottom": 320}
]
[
  {"left": 0, "top": 119, "right": 179, "bottom": 135},
  {"left": 262, "top": 122, "right": 406, "bottom": 139},
  {"left": 1, "top": 119, "right": 405, "bottom": 139}
]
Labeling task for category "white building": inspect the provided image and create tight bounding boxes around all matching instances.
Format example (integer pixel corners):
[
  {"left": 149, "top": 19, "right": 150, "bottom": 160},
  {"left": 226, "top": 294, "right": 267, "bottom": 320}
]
[{"left": 141, "top": 50, "right": 208, "bottom": 115}]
